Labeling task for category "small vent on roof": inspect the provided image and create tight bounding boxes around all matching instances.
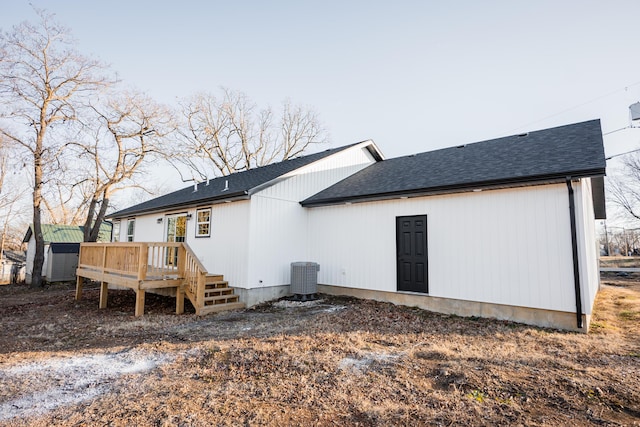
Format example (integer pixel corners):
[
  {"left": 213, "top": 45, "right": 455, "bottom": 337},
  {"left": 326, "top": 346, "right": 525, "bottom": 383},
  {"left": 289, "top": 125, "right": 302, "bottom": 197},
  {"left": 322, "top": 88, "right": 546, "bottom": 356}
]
[
  {"left": 456, "top": 144, "right": 466, "bottom": 148},
  {"left": 193, "top": 182, "right": 198, "bottom": 192},
  {"left": 222, "top": 180, "right": 229, "bottom": 192},
  {"left": 517, "top": 132, "right": 529, "bottom": 137}
]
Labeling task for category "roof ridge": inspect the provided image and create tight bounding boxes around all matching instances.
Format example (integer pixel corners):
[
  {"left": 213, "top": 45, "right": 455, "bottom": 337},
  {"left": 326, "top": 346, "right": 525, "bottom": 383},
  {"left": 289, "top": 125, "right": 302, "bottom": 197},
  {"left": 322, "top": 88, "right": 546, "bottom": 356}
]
[{"left": 389, "top": 118, "right": 602, "bottom": 162}]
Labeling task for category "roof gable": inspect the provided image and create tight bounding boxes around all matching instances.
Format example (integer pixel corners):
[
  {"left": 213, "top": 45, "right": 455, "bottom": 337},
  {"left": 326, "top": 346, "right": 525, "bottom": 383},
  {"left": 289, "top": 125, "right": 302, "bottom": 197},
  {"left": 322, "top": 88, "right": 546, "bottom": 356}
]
[
  {"left": 109, "top": 141, "right": 382, "bottom": 218},
  {"left": 302, "top": 119, "right": 606, "bottom": 207}
]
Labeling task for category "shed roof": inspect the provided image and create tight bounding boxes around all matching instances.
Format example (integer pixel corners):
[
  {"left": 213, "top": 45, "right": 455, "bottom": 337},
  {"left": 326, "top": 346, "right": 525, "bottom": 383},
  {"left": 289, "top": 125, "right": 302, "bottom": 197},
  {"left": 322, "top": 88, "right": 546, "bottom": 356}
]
[
  {"left": 22, "top": 223, "right": 112, "bottom": 244},
  {"left": 49, "top": 242, "right": 81, "bottom": 254},
  {"left": 302, "top": 119, "right": 606, "bottom": 209},
  {"left": 109, "top": 141, "right": 382, "bottom": 218}
]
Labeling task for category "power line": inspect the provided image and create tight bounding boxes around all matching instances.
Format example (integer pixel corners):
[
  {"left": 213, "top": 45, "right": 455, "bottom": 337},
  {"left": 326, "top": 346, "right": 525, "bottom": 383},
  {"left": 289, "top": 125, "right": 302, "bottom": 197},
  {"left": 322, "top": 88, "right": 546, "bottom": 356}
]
[
  {"left": 506, "top": 80, "right": 640, "bottom": 134},
  {"left": 605, "top": 147, "right": 640, "bottom": 161}
]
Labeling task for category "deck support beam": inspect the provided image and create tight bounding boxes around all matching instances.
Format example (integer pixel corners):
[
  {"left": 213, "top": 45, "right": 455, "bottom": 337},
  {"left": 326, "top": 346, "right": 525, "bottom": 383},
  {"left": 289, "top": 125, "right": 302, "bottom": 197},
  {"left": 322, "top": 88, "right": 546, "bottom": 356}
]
[
  {"left": 75, "top": 276, "right": 83, "bottom": 301},
  {"left": 176, "top": 286, "right": 184, "bottom": 314},
  {"left": 135, "top": 289, "right": 145, "bottom": 317},
  {"left": 99, "top": 282, "right": 109, "bottom": 309}
]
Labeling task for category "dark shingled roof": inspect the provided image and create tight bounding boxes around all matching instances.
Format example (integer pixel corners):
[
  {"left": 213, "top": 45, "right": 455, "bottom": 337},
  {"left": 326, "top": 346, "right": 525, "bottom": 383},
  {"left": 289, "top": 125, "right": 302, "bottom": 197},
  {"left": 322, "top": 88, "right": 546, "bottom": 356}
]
[
  {"left": 302, "top": 119, "right": 606, "bottom": 207},
  {"left": 109, "top": 142, "right": 374, "bottom": 218}
]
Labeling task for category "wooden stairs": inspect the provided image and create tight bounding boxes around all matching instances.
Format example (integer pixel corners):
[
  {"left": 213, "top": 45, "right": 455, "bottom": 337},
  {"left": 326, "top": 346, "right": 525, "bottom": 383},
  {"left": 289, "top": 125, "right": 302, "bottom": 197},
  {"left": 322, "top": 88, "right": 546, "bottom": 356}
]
[{"left": 197, "top": 274, "right": 245, "bottom": 315}]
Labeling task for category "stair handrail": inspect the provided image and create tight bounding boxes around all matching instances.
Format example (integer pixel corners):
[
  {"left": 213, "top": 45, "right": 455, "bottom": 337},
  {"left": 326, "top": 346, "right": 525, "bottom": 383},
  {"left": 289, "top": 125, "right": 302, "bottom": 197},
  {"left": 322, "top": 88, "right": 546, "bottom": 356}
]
[{"left": 180, "top": 242, "right": 208, "bottom": 313}]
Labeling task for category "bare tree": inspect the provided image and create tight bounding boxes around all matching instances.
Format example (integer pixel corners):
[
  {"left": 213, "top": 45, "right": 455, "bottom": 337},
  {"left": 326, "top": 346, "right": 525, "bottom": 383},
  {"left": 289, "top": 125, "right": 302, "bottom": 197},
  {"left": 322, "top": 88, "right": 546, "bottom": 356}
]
[
  {"left": 0, "top": 140, "right": 28, "bottom": 258},
  {"left": 41, "top": 180, "right": 88, "bottom": 225},
  {"left": 170, "top": 88, "right": 328, "bottom": 179},
  {"left": 71, "top": 90, "right": 173, "bottom": 242},
  {"left": 0, "top": 9, "right": 109, "bottom": 286},
  {"left": 609, "top": 153, "right": 640, "bottom": 223}
]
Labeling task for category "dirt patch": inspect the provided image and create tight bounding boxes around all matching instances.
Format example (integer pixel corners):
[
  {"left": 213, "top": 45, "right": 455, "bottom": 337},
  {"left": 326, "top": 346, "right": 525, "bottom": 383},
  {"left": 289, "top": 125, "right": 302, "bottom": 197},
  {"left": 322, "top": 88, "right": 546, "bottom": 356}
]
[
  {"left": 600, "top": 256, "right": 640, "bottom": 269},
  {"left": 0, "top": 279, "right": 639, "bottom": 426}
]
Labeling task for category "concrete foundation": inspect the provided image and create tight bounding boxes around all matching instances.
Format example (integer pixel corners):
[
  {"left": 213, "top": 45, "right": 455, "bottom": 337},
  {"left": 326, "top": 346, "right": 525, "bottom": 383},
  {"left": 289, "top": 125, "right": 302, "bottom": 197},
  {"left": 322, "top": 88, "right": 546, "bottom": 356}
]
[
  {"left": 108, "top": 280, "right": 591, "bottom": 332},
  {"left": 317, "top": 284, "right": 590, "bottom": 333},
  {"left": 236, "top": 284, "right": 290, "bottom": 307}
]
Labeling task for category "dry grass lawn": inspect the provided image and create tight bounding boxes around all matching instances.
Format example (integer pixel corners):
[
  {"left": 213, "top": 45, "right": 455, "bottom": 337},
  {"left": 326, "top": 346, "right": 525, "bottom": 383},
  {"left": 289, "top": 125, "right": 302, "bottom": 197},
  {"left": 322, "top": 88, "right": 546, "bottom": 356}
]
[{"left": 0, "top": 273, "right": 639, "bottom": 426}]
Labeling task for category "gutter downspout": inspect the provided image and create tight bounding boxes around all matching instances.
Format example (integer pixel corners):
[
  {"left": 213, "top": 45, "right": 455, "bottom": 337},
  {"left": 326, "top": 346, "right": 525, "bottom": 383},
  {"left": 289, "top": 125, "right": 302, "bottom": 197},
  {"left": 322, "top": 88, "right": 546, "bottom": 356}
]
[{"left": 566, "top": 177, "right": 583, "bottom": 329}]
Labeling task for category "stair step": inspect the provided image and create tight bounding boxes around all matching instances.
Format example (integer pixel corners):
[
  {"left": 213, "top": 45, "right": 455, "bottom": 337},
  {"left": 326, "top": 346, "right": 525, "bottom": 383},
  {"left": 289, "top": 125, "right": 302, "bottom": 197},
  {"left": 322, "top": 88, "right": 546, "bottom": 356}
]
[
  {"left": 205, "top": 274, "right": 224, "bottom": 282},
  {"left": 204, "top": 280, "right": 228, "bottom": 289},
  {"left": 204, "top": 287, "right": 235, "bottom": 297},
  {"left": 198, "top": 301, "right": 245, "bottom": 315},
  {"left": 203, "top": 294, "right": 240, "bottom": 305}
]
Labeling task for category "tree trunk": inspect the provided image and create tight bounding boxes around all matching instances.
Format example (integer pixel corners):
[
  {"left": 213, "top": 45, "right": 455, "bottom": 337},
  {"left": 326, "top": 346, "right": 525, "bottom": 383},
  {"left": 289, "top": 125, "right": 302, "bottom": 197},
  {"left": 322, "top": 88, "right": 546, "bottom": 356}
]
[
  {"left": 91, "top": 195, "right": 110, "bottom": 242},
  {"left": 83, "top": 198, "right": 98, "bottom": 242},
  {"left": 30, "top": 116, "right": 46, "bottom": 288},
  {"left": 31, "top": 186, "right": 44, "bottom": 288},
  {"left": 84, "top": 194, "right": 110, "bottom": 242}
]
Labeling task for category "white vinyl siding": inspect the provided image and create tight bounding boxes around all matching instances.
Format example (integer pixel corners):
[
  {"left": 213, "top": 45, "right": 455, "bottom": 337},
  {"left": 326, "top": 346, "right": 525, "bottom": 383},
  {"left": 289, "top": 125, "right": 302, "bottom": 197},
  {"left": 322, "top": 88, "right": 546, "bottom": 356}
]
[
  {"left": 245, "top": 146, "right": 377, "bottom": 289},
  {"left": 575, "top": 178, "right": 600, "bottom": 315},
  {"left": 188, "top": 201, "right": 251, "bottom": 287},
  {"left": 307, "top": 183, "right": 581, "bottom": 313}
]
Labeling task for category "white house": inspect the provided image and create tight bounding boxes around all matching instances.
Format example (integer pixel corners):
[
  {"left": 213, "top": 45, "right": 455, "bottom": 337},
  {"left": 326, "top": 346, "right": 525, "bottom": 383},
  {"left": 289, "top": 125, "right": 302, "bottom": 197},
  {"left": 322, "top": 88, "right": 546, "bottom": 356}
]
[{"left": 108, "top": 119, "right": 606, "bottom": 331}]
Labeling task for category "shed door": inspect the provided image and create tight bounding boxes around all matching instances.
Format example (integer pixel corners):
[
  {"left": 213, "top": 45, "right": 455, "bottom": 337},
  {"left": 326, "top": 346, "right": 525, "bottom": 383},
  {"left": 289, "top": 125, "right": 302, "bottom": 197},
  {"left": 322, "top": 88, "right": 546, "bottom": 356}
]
[{"left": 396, "top": 215, "right": 428, "bottom": 293}]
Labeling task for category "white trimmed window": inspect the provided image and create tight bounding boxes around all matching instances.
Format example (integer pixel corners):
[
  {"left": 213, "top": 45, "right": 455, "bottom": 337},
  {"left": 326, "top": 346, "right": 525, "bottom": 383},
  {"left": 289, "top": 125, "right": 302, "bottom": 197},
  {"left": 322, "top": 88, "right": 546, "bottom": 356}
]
[
  {"left": 196, "top": 208, "right": 211, "bottom": 237},
  {"left": 126, "top": 219, "right": 135, "bottom": 242},
  {"left": 112, "top": 222, "right": 121, "bottom": 242}
]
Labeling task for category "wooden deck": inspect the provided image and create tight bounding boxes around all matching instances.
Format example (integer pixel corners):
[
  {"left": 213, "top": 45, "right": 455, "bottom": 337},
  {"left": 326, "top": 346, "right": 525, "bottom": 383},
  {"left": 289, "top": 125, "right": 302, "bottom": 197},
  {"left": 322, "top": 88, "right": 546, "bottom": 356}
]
[{"left": 75, "top": 242, "right": 243, "bottom": 316}]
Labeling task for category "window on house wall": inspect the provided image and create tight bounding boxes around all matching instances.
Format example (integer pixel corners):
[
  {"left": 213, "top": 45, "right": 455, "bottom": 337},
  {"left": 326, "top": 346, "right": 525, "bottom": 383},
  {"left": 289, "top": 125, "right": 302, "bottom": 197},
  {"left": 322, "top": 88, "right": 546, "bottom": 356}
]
[
  {"left": 127, "top": 219, "right": 135, "bottom": 242},
  {"left": 112, "top": 222, "right": 121, "bottom": 242},
  {"left": 196, "top": 208, "right": 211, "bottom": 237}
]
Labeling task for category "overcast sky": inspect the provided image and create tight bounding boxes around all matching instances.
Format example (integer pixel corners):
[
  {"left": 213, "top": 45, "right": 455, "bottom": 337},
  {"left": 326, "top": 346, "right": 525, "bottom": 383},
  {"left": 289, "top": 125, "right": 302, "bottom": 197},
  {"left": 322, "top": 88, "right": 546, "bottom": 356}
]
[{"left": 3, "top": 1, "right": 640, "bottom": 200}]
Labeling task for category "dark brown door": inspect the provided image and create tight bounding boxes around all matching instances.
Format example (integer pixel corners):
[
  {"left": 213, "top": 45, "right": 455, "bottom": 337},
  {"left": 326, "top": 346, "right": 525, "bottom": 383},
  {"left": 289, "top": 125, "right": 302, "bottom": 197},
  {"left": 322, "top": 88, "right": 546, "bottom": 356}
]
[{"left": 396, "top": 215, "right": 428, "bottom": 293}]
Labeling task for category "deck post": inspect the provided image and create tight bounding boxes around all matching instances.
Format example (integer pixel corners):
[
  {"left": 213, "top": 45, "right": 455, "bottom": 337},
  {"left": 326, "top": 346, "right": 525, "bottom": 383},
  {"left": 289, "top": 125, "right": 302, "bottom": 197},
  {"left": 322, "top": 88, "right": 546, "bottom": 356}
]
[
  {"left": 75, "top": 275, "right": 83, "bottom": 301},
  {"left": 177, "top": 244, "right": 186, "bottom": 277},
  {"left": 196, "top": 273, "right": 205, "bottom": 315},
  {"left": 99, "top": 282, "right": 109, "bottom": 309},
  {"left": 135, "top": 289, "right": 145, "bottom": 316},
  {"left": 138, "top": 244, "right": 148, "bottom": 280},
  {"left": 176, "top": 286, "right": 185, "bottom": 314},
  {"left": 176, "top": 244, "right": 186, "bottom": 315}
]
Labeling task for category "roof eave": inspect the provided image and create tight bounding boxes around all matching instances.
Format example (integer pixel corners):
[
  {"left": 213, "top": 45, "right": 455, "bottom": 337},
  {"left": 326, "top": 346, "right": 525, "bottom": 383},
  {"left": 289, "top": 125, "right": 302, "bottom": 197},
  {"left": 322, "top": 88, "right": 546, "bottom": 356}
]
[
  {"left": 301, "top": 168, "right": 606, "bottom": 208},
  {"left": 108, "top": 191, "right": 250, "bottom": 220}
]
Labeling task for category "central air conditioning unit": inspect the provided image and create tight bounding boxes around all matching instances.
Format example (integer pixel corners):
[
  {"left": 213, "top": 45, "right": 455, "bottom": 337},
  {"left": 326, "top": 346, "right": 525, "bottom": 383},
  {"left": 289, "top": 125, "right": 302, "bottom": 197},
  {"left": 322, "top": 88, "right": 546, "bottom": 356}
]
[{"left": 290, "top": 262, "right": 320, "bottom": 301}]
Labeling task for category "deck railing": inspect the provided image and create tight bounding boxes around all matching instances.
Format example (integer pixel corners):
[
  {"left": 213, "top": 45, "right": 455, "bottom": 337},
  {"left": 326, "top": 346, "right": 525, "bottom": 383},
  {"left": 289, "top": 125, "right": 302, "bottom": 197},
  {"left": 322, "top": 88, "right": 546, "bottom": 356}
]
[
  {"left": 78, "top": 242, "right": 209, "bottom": 310},
  {"left": 181, "top": 244, "right": 208, "bottom": 310},
  {"left": 79, "top": 242, "right": 144, "bottom": 278}
]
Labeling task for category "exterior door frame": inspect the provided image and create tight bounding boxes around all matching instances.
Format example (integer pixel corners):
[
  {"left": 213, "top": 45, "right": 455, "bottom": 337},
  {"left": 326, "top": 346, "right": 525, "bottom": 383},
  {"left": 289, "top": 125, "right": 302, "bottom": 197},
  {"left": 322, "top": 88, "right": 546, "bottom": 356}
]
[
  {"left": 165, "top": 213, "right": 187, "bottom": 266},
  {"left": 396, "top": 215, "right": 429, "bottom": 293}
]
